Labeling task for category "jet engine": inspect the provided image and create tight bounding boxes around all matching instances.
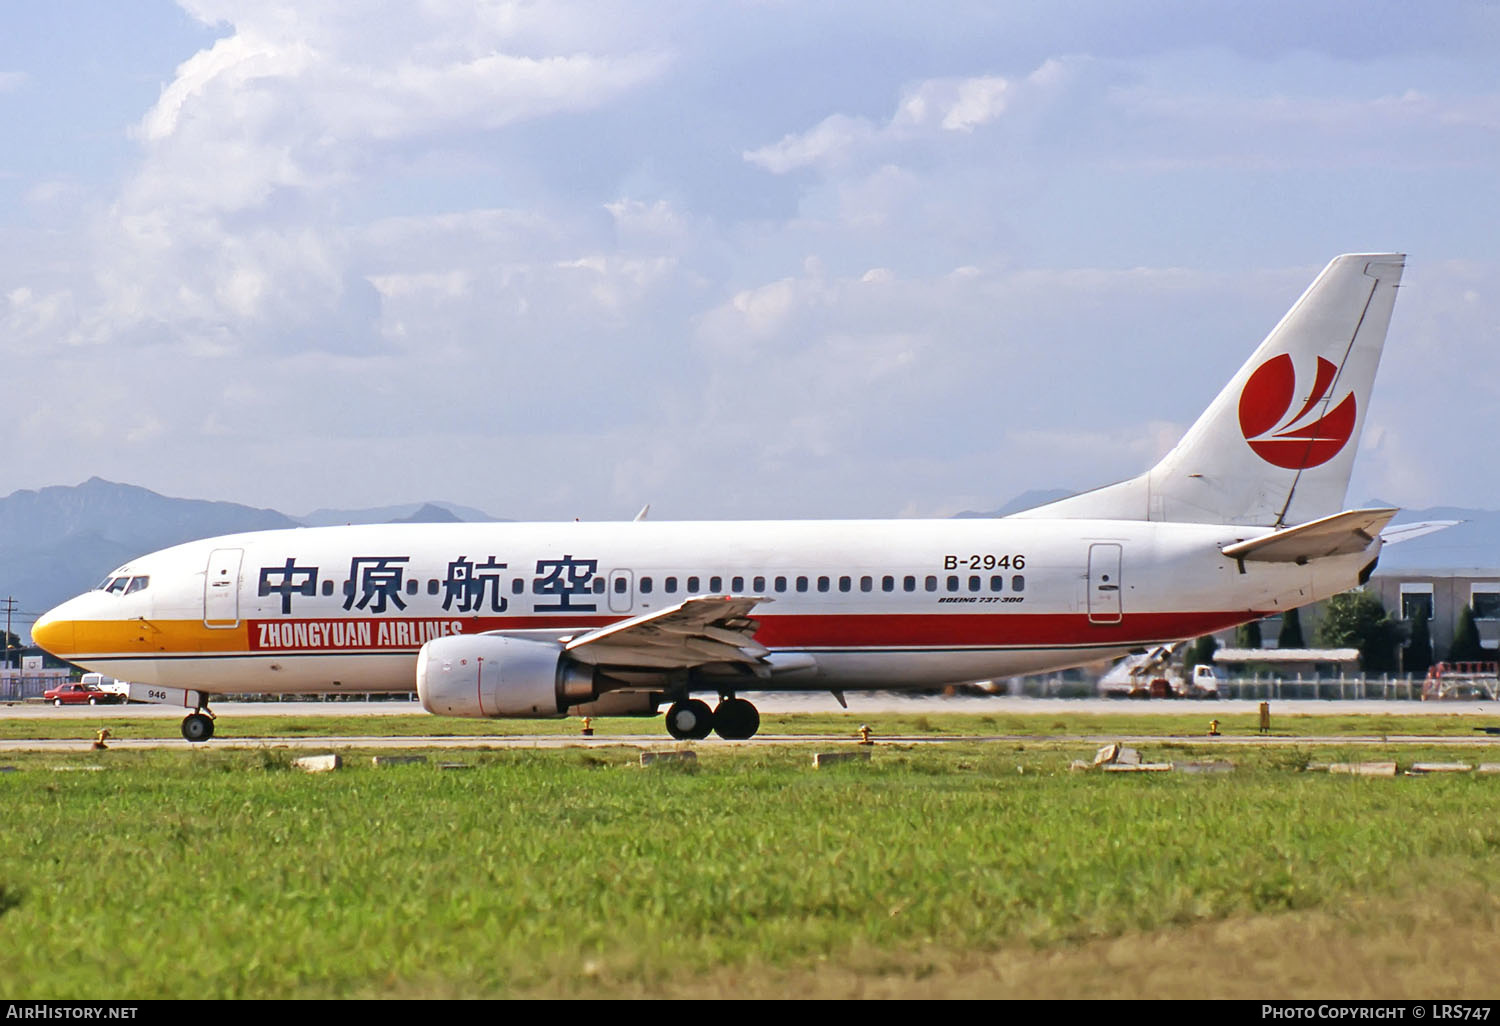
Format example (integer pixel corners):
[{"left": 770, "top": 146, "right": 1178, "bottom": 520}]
[
  {"left": 416, "top": 634, "right": 606, "bottom": 718},
  {"left": 569, "top": 691, "right": 660, "bottom": 717}
]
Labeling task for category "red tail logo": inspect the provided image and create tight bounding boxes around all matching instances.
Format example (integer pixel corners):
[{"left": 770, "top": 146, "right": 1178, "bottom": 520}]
[{"left": 1237, "top": 354, "right": 1356, "bottom": 470}]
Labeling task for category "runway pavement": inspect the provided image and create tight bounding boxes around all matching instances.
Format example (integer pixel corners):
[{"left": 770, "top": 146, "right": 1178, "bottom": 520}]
[
  {"left": 7, "top": 693, "right": 1499, "bottom": 718},
  {"left": 4, "top": 693, "right": 1500, "bottom": 754}
]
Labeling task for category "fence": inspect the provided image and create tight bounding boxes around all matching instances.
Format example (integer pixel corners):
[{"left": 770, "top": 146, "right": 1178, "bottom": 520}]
[
  {"left": 1213, "top": 676, "right": 1425, "bottom": 701},
  {"left": 0, "top": 670, "right": 72, "bottom": 700},
  {"left": 1008, "top": 673, "right": 1437, "bottom": 700}
]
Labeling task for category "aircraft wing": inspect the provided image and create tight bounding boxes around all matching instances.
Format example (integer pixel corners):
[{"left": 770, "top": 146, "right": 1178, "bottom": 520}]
[
  {"left": 560, "top": 595, "right": 770, "bottom": 670},
  {"left": 1221, "top": 508, "right": 1398, "bottom": 564}
]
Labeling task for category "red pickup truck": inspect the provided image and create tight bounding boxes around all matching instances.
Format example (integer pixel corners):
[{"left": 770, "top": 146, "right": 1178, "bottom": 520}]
[{"left": 42, "top": 682, "right": 127, "bottom": 707}]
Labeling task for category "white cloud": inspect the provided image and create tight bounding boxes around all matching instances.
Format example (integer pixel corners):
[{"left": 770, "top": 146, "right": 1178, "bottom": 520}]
[
  {"left": 3, "top": 5, "right": 1499, "bottom": 525},
  {"left": 49, "top": 1, "right": 674, "bottom": 364},
  {"left": 744, "top": 63, "right": 1070, "bottom": 174}
]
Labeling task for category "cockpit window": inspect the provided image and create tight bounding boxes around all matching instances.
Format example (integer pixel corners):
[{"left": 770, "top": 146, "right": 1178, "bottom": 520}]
[
  {"left": 124, "top": 576, "right": 150, "bottom": 595},
  {"left": 105, "top": 577, "right": 129, "bottom": 595}
]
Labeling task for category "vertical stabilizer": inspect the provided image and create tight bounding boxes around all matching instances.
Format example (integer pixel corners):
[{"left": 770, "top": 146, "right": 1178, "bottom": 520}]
[{"left": 1014, "top": 253, "right": 1404, "bottom": 527}]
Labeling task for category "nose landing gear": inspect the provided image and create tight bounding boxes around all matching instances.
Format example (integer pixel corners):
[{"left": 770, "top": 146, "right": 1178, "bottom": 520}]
[{"left": 181, "top": 701, "right": 215, "bottom": 743}]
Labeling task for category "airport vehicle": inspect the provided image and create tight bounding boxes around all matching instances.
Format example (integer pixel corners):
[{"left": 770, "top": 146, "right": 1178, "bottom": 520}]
[
  {"left": 31, "top": 254, "right": 1406, "bottom": 742},
  {"left": 1098, "top": 650, "right": 1225, "bottom": 698},
  {"left": 42, "top": 681, "right": 127, "bottom": 706}
]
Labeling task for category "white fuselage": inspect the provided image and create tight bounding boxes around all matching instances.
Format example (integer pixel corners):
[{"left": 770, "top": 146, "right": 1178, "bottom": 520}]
[{"left": 32, "top": 517, "right": 1372, "bottom": 698}]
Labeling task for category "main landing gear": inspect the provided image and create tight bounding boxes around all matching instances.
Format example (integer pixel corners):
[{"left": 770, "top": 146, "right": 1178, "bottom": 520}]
[{"left": 664, "top": 696, "right": 761, "bottom": 741}]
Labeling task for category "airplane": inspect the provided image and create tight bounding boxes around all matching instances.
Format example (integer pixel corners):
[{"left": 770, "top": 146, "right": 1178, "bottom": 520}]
[{"left": 31, "top": 253, "right": 1407, "bottom": 743}]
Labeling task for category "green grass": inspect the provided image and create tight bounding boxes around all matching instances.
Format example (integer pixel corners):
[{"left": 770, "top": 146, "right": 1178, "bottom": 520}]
[{"left": 3, "top": 740, "right": 1500, "bottom": 998}]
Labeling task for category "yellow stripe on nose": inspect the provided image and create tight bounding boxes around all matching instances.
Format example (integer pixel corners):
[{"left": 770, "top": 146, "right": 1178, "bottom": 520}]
[{"left": 30, "top": 616, "right": 76, "bottom": 658}]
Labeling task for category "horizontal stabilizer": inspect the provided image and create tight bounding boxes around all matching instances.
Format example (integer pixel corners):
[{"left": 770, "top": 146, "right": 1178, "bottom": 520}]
[
  {"left": 1221, "top": 507, "right": 1398, "bottom": 563},
  {"left": 1379, "top": 519, "right": 1461, "bottom": 546}
]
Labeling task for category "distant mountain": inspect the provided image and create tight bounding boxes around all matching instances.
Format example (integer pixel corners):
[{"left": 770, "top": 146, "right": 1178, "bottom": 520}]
[
  {"left": 298, "top": 500, "right": 501, "bottom": 526},
  {"left": 953, "top": 489, "right": 1075, "bottom": 518},
  {"left": 0, "top": 479, "right": 503, "bottom": 638},
  {"left": 389, "top": 503, "right": 464, "bottom": 524}
]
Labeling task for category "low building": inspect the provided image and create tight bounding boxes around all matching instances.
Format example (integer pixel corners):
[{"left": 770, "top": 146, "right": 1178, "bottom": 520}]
[
  {"left": 1210, "top": 647, "right": 1361, "bottom": 679},
  {"left": 1366, "top": 569, "right": 1500, "bottom": 654}
]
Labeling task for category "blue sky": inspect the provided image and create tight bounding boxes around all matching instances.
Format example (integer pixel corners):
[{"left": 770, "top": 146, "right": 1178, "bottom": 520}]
[{"left": 1, "top": 1, "right": 1497, "bottom": 520}]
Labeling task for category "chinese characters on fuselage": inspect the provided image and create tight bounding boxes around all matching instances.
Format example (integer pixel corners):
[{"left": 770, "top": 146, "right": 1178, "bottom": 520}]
[{"left": 257, "top": 555, "right": 599, "bottom": 616}]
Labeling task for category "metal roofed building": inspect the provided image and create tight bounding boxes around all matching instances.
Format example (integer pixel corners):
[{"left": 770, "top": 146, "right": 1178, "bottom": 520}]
[{"left": 1210, "top": 648, "right": 1361, "bottom": 679}]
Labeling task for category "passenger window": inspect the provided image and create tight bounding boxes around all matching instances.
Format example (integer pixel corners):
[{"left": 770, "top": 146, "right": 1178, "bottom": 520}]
[
  {"left": 511, "top": 579, "right": 524, "bottom": 595},
  {"left": 861, "top": 576, "right": 873, "bottom": 593},
  {"left": 731, "top": 576, "right": 744, "bottom": 592},
  {"left": 881, "top": 575, "right": 893, "bottom": 593},
  {"left": 665, "top": 577, "right": 678, "bottom": 594},
  {"left": 343, "top": 581, "right": 354, "bottom": 597},
  {"left": 905, "top": 576, "right": 916, "bottom": 592},
  {"left": 925, "top": 576, "right": 937, "bottom": 592},
  {"left": 817, "top": 576, "right": 830, "bottom": 593},
  {"left": 407, "top": 579, "right": 419, "bottom": 596},
  {"left": 640, "top": 577, "right": 653, "bottom": 594},
  {"left": 947, "top": 576, "right": 959, "bottom": 592},
  {"left": 796, "top": 576, "right": 808, "bottom": 593},
  {"left": 969, "top": 575, "right": 981, "bottom": 592},
  {"left": 687, "top": 576, "right": 700, "bottom": 593},
  {"left": 592, "top": 578, "right": 606, "bottom": 594},
  {"left": 839, "top": 576, "right": 852, "bottom": 593},
  {"left": 614, "top": 577, "right": 627, "bottom": 594},
  {"left": 1012, "top": 574, "right": 1025, "bottom": 592},
  {"left": 753, "top": 576, "right": 765, "bottom": 592},
  {"left": 324, "top": 580, "right": 336, "bottom": 597},
  {"left": 774, "top": 576, "right": 787, "bottom": 593},
  {"left": 427, "top": 579, "right": 439, "bottom": 596},
  {"left": 990, "top": 575, "right": 1003, "bottom": 592},
  {"left": 710, "top": 576, "right": 723, "bottom": 592}
]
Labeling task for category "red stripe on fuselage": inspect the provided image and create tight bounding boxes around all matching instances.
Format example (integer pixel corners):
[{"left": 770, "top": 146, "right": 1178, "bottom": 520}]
[
  {"left": 239, "top": 610, "right": 1265, "bottom": 654},
  {"left": 751, "top": 611, "right": 1264, "bottom": 647}
]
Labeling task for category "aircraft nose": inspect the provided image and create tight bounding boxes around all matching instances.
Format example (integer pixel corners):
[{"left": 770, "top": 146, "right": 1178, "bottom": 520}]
[{"left": 30, "top": 607, "right": 76, "bottom": 657}]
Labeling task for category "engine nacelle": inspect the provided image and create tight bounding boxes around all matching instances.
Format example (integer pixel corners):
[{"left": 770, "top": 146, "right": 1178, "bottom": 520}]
[
  {"left": 569, "top": 692, "right": 661, "bottom": 717},
  {"left": 417, "top": 634, "right": 602, "bottom": 718}
]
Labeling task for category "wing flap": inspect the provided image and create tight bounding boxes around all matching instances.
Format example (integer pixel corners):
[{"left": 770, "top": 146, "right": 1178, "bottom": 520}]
[
  {"left": 1221, "top": 507, "right": 1398, "bottom": 563},
  {"left": 563, "top": 595, "right": 770, "bottom": 669}
]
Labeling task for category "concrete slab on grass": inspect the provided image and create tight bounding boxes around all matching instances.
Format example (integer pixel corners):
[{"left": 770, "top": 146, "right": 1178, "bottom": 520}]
[
  {"left": 293, "top": 754, "right": 341, "bottom": 773},
  {"left": 641, "top": 750, "right": 697, "bottom": 767},
  {"left": 371, "top": 755, "right": 427, "bottom": 767},
  {"left": 1327, "top": 762, "right": 1397, "bottom": 777},
  {"left": 814, "top": 750, "right": 871, "bottom": 768}
]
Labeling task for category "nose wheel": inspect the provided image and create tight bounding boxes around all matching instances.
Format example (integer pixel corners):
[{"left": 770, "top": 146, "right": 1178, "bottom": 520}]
[{"left": 181, "top": 710, "right": 215, "bottom": 743}]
